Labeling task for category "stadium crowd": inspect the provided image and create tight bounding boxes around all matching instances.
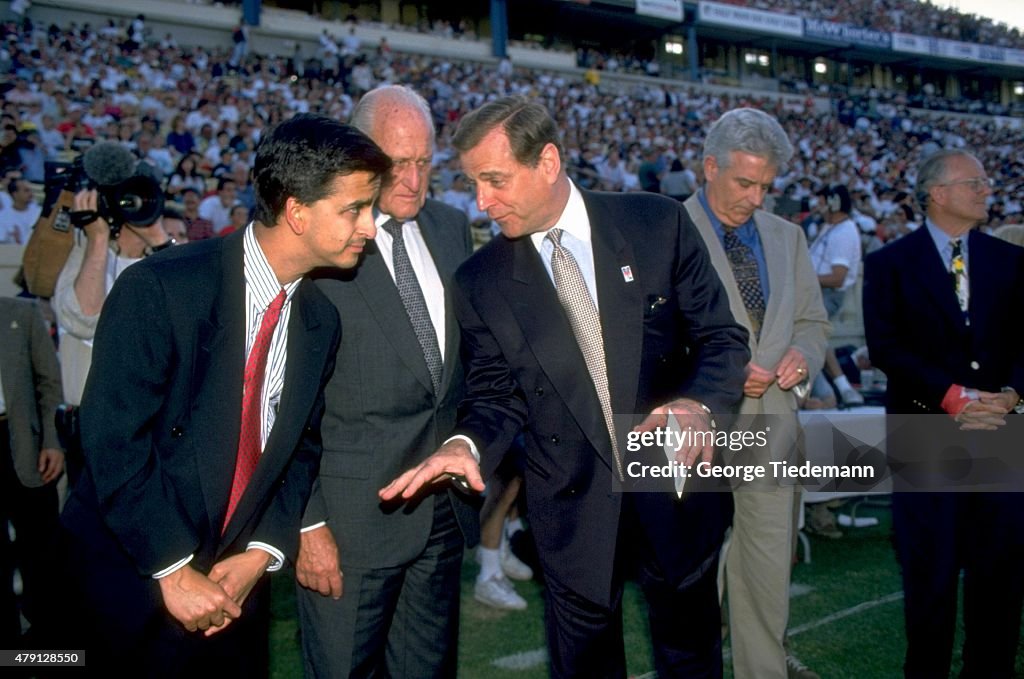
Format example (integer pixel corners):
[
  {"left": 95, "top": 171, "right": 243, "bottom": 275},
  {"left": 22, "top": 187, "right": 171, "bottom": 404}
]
[
  {"left": 1, "top": 7, "right": 1023, "bottom": 678},
  {"left": 723, "top": 0, "right": 1024, "bottom": 48},
  {"left": 0, "top": 10, "right": 1020, "bottom": 248}
]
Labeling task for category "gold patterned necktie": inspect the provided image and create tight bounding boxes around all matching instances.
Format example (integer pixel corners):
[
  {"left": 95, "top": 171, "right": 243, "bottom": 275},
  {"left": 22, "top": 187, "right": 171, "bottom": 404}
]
[
  {"left": 950, "top": 238, "right": 968, "bottom": 316},
  {"left": 546, "top": 228, "right": 624, "bottom": 481}
]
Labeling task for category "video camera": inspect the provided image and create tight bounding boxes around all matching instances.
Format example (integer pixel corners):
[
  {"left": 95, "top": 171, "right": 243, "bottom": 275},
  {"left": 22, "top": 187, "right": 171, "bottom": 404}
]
[
  {"left": 46, "top": 142, "right": 165, "bottom": 238},
  {"left": 23, "top": 142, "right": 166, "bottom": 298}
]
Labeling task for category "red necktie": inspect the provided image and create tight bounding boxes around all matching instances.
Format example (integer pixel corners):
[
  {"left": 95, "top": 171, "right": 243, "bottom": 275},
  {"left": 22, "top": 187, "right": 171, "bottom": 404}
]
[{"left": 223, "top": 289, "right": 286, "bottom": 534}]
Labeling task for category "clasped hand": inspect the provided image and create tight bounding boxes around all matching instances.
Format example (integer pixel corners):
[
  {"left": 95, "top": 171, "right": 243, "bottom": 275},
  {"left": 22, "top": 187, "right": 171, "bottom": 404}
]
[{"left": 158, "top": 550, "right": 271, "bottom": 636}]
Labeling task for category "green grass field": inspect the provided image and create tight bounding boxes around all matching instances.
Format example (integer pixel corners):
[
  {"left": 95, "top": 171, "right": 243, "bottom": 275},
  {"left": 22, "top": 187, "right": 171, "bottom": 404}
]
[{"left": 268, "top": 503, "right": 1024, "bottom": 678}]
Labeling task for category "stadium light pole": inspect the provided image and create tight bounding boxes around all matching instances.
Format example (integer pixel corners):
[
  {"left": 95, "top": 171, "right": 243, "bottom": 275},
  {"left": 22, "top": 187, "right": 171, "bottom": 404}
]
[
  {"left": 491, "top": 0, "right": 508, "bottom": 58},
  {"left": 243, "top": 0, "right": 260, "bottom": 26}
]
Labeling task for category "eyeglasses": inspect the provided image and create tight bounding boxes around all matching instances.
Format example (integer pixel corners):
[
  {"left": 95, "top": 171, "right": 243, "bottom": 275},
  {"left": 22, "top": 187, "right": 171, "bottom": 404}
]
[{"left": 936, "top": 177, "right": 996, "bottom": 193}]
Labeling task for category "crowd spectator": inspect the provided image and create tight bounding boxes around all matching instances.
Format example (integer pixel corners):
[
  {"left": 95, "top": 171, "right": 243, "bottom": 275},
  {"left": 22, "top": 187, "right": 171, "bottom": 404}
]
[
  {"left": 198, "top": 177, "right": 238, "bottom": 234},
  {"left": 165, "top": 114, "right": 195, "bottom": 156},
  {"left": 0, "top": 177, "right": 39, "bottom": 244},
  {"left": 179, "top": 187, "right": 215, "bottom": 241},
  {"left": 164, "top": 153, "right": 206, "bottom": 200}
]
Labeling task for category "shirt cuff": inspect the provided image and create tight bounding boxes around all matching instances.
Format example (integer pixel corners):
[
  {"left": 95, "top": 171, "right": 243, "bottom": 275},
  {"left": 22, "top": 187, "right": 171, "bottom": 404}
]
[
  {"left": 301, "top": 521, "right": 327, "bottom": 533},
  {"left": 445, "top": 434, "right": 481, "bottom": 463},
  {"left": 152, "top": 553, "right": 194, "bottom": 579},
  {"left": 246, "top": 542, "right": 285, "bottom": 572},
  {"left": 940, "top": 384, "right": 976, "bottom": 416}
]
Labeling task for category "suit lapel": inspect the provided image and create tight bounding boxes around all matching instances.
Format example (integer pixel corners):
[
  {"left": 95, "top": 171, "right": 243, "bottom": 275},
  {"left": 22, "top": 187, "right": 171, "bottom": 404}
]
[
  {"left": 965, "top": 229, "right": 994, "bottom": 331},
  {"left": 908, "top": 227, "right": 966, "bottom": 328},
  {"left": 191, "top": 234, "right": 246, "bottom": 539},
  {"left": 353, "top": 242, "right": 436, "bottom": 394},
  {"left": 586, "top": 194, "right": 642, "bottom": 429},
  {"left": 755, "top": 213, "right": 785, "bottom": 342},
  {"left": 0, "top": 306, "right": 15, "bottom": 404}
]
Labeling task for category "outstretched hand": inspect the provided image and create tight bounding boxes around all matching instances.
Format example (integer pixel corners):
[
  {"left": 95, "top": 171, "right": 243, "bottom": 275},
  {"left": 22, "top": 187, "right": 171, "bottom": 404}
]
[{"left": 379, "top": 439, "right": 485, "bottom": 501}]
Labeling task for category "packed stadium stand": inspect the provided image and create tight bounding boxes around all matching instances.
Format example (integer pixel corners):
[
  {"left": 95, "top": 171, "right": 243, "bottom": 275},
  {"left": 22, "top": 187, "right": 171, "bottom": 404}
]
[{"left": 0, "top": 0, "right": 1021, "bottom": 304}]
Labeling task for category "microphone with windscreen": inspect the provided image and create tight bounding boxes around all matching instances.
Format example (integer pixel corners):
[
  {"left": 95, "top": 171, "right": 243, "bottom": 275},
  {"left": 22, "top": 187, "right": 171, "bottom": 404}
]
[{"left": 81, "top": 141, "right": 138, "bottom": 186}]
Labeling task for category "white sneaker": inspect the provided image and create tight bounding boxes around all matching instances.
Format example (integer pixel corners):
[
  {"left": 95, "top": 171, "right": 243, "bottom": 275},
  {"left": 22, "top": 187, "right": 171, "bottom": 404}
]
[
  {"left": 474, "top": 574, "right": 527, "bottom": 611},
  {"left": 500, "top": 539, "right": 533, "bottom": 581},
  {"left": 786, "top": 653, "right": 820, "bottom": 679},
  {"left": 839, "top": 387, "right": 865, "bottom": 406},
  {"left": 837, "top": 513, "right": 879, "bottom": 528}
]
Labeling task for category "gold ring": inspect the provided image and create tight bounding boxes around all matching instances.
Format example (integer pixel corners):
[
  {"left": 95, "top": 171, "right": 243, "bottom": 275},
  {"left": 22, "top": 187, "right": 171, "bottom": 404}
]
[{"left": 796, "top": 367, "right": 806, "bottom": 374}]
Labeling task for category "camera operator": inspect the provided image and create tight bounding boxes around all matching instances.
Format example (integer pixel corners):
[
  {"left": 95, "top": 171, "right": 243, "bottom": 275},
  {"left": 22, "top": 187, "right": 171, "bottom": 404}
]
[{"left": 52, "top": 188, "right": 175, "bottom": 482}]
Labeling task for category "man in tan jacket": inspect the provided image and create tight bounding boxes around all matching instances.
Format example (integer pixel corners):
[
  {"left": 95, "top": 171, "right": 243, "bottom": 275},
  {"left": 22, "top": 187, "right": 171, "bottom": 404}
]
[{"left": 686, "top": 108, "right": 830, "bottom": 679}]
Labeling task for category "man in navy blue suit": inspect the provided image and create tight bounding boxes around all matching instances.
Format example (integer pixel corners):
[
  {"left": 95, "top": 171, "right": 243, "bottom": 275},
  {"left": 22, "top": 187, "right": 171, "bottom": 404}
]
[
  {"left": 864, "top": 149, "right": 1024, "bottom": 678},
  {"left": 59, "top": 114, "right": 390, "bottom": 675},
  {"left": 384, "top": 97, "right": 748, "bottom": 678}
]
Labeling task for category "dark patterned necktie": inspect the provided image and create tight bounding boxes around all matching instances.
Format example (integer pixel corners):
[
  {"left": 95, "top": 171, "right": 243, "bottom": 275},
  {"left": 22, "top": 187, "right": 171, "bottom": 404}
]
[
  {"left": 382, "top": 218, "right": 443, "bottom": 393},
  {"left": 723, "top": 228, "right": 766, "bottom": 337},
  {"left": 224, "top": 288, "right": 285, "bottom": 534},
  {"left": 547, "top": 228, "right": 623, "bottom": 481},
  {"left": 950, "top": 238, "right": 969, "bottom": 314}
]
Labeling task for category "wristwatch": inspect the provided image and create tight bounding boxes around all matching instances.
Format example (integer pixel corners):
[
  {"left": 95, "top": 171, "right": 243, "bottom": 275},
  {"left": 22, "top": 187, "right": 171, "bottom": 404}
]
[
  {"left": 1001, "top": 387, "right": 1024, "bottom": 414},
  {"left": 149, "top": 238, "right": 176, "bottom": 254}
]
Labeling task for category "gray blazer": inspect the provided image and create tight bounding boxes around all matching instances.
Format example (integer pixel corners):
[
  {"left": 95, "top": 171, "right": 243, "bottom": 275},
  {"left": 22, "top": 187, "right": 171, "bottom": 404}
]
[
  {"left": 0, "top": 297, "right": 64, "bottom": 488},
  {"left": 304, "top": 199, "right": 479, "bottom": 568},
  {"left": 686, "top": 196, "right": 830, "bottom": 462}
]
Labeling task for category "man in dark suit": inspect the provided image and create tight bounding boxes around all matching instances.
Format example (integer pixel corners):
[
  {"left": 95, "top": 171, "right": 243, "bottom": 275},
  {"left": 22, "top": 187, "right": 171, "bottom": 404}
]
[
  {"left": 864, "top": 149, "right": 1024, "bottom": 678},
  {"left": 0, "top": 296, "right": 63, "bottom": 649},
  {"left": 58, "top": 114, "right": 391, "bottom": 675},
  {"left": 295, "top": 85, "right": 477, "bottom": 678},
  {"left": 383, "top": 97, "right": 749, "bottom": 678}
]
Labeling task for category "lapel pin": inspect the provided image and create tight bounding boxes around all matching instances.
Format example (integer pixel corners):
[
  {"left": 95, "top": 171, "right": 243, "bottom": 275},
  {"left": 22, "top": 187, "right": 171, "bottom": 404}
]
[
  {"left": 621, "top": 266, "right": 634, "bottom": 283},
  {"left": 10, "top": 320, "right": 17, "bottom": 329}
]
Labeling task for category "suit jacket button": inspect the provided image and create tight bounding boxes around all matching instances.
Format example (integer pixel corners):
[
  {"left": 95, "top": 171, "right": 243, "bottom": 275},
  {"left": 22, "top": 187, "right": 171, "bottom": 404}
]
[
  {"left": 535, "top": 387, "right": 544, "bottom": 396},
  {"left": 550, "top": 434, "right": 560, "bottom": 444},
  {"left": 970, "top": 361, "right": 980, "bottom": 370},
  {"left": 171, "top": 426, "right": 184, "bottom": 439}
]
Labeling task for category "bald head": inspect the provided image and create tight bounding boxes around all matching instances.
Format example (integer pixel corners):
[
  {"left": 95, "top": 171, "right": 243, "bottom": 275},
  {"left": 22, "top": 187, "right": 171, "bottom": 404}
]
[{"left": 351, "top": 85, "right": 435, "bottom": 221}]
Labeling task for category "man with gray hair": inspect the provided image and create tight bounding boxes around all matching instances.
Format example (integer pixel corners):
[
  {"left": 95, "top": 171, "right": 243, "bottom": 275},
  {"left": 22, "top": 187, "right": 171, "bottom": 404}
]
[
  {"left": 864, "top": 149, "right": 1024, "bottom": 678},
  {"left": 686, "top": 107, "right": 829, "bottom": 679},
  {"left": 295, "top": 85, "right": 478, "bottom": 678}
]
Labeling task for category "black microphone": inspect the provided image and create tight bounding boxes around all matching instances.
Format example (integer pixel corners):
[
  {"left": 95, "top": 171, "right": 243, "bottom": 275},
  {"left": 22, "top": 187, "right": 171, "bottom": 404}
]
[{"left": 81, "top": 141, "right": 138, "bottom": 187}]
